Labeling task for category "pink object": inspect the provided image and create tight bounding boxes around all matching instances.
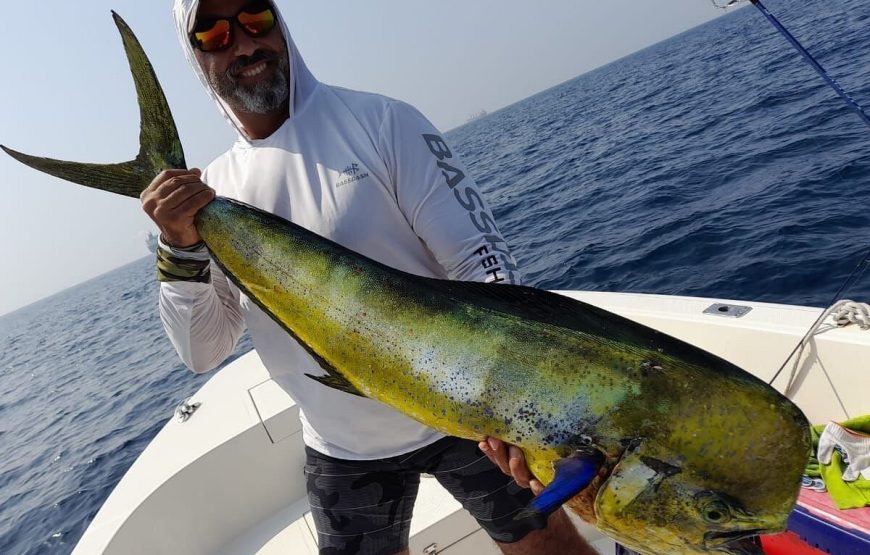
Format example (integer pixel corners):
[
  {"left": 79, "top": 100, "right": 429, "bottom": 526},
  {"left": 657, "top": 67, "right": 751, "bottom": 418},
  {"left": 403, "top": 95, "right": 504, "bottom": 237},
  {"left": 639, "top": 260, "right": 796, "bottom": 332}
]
[{"left": 798, "top": 489, "right": 870, "bottom": 534}]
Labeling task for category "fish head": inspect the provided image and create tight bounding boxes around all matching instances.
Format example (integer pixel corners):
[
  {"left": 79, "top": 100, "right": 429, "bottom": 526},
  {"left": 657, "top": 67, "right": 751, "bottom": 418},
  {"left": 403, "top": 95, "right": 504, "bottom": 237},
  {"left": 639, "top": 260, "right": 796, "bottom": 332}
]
[
  {"left": 573, "top": 350, "right": 812, "bottom": 555},
  {"left": 589, "top": 438, "right": 800, "bottom": 555}
]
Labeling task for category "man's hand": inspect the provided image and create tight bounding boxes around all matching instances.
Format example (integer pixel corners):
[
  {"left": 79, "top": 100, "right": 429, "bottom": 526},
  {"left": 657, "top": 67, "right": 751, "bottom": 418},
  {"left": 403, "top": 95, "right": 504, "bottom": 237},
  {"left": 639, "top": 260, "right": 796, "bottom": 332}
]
[
  {"left": 479, "top": 437, "right": 544, "bottom": 495},
  {"left": 141, "top": 168, "right": 215, "bottom": 248}
]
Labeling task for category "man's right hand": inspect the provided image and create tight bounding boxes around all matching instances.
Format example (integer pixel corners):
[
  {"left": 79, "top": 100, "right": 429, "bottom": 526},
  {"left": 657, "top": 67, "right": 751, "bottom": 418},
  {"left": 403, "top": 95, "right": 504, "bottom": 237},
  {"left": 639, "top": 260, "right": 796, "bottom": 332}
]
[{"left": 141, "top": 169, "right": 215, "bottom": 248}]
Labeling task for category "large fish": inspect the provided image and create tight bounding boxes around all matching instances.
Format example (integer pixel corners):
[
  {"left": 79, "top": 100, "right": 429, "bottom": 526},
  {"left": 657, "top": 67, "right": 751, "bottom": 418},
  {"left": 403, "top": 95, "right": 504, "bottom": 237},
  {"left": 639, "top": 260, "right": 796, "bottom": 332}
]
[{"left": 3, "top": 14, "right": 811, "bottom": 555}]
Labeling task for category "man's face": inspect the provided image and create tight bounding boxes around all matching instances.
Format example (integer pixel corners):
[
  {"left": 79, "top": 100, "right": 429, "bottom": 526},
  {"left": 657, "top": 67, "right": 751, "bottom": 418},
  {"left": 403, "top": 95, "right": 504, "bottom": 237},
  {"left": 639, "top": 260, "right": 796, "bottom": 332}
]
[{"left": 192, "top": 0, "right": 290, "bottom": 115}]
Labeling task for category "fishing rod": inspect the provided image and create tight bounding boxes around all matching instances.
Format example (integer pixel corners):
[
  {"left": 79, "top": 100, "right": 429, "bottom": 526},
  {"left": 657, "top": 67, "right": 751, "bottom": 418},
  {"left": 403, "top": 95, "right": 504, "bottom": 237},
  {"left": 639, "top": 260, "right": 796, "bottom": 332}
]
[
  {"left": 711, "top": 0, "right": 870, "bottom": 393},
  {"left": 713, "top": 0, "right": 870, "bottom": 130}
]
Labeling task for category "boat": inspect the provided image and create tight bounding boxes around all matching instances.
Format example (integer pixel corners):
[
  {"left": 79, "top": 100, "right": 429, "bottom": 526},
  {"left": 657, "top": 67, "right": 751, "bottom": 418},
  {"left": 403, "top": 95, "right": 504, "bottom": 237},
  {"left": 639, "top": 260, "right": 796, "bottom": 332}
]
[
  {"left": 71, "top": 291, "right": 870, "bottom": 554},
  {"left": 466, "top": 110, "right": 488, "bottom": 123}
]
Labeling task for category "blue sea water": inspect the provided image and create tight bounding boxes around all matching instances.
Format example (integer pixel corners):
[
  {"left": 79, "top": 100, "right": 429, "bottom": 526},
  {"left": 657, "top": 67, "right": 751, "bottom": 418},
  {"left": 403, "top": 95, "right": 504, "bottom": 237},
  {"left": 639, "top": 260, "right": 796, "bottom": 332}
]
[{"left": 2, "top": 0, "right": 869, "bottom": 552}]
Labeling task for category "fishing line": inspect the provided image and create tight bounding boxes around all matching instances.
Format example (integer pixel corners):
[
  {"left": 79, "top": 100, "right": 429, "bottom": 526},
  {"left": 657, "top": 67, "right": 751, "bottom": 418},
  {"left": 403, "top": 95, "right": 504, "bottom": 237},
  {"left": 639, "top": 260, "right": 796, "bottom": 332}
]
[
  {"left": 713, "top": 0, "right": 870, "bottom": 130},
  {"left": 768, "top": 251, "right": 870, "bottom": 388},
  {"left": 709, "top": 0, "right": 870, "bottom": 390}
]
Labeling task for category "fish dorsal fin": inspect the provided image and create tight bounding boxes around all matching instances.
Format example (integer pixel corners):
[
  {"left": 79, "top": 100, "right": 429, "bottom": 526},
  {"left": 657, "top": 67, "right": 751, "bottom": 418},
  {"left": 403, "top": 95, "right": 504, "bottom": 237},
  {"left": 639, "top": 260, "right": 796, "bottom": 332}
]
[
  {"left": 421, "top": 279, "right": 748, "bottom": 377},
  {"left": 431, "top": 280, "right": 653, "bottom": 340}
]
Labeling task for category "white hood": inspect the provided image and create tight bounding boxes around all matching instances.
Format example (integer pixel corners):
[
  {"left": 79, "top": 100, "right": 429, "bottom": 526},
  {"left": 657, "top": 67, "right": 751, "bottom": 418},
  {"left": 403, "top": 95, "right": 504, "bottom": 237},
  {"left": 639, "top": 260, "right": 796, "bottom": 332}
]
[
  {"left": 164, "top": 0, "right": 521, "bottom": 461},
  {"left": 172, "top": 0, "right": 318, "bottom": 142}
]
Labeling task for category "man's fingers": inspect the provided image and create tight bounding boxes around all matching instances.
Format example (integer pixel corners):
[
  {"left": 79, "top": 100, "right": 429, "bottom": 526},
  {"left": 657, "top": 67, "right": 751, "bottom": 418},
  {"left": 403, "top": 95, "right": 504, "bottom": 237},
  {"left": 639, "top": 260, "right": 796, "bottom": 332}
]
[
  {"left": 156, "top": 175, "right": 207, "bottom": 202},
  {"left": 159, "top": 182, "right": 214, "bottom": 213},
  {"left": 142, "top": 175, "right": 203, "bottom": 210},
  {"left": 139, "top": 168, "right": 202, "bottom": 201},
  {"left": 157, "top": 167, "right": 201, "bottom": 180},
  {"left": 142, "top": 179, "right": 198, "bottom": 213},
  {"left": 479, "top": 438, "right": 511, "bottom": 476},
  {"left": 508, "top": 446, "right": 532, "bottom": 488},
  {"left": 174, "top": 187, "right": 216, "bottom": 216},
  {"left": 140, "top": 168, "right": 208, "bottom": 248},
  {"left": 480, "top": 438, "right": 537, "bottom": 490},
  {"left": 530, "top": 479, "right": 544, "bottom": 496}
]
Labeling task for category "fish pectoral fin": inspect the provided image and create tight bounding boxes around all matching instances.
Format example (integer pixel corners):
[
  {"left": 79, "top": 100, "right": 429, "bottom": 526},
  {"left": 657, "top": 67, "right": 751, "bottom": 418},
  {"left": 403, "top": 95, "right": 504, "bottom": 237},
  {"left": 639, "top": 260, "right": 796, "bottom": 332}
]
[
  {"left": 515, "top": 447, "right": 605, "bottom": 520},
  {"left": 595, "top": 440, "right": 681, "bottom": 520},
  {"left": 305, "top": 370, "right": 366, "bottom": 398}
]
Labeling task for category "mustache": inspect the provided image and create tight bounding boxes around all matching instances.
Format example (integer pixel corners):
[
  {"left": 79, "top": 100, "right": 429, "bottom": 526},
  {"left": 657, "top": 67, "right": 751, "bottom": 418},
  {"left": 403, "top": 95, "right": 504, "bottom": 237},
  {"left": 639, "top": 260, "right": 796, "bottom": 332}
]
[{"left": 227, "top": 50, "right": 281, "bottom": 77}]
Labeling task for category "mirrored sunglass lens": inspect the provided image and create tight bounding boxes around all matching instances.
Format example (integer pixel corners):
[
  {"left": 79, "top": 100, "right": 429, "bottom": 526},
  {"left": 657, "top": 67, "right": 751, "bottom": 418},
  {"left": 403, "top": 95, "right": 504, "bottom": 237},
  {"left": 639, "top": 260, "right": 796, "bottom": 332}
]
[
  {"left": 238, "top": 9, "right": 275, "bottom": 35},
  {"left": 195, "top": 20, "right": 231, "bottom": 51}
]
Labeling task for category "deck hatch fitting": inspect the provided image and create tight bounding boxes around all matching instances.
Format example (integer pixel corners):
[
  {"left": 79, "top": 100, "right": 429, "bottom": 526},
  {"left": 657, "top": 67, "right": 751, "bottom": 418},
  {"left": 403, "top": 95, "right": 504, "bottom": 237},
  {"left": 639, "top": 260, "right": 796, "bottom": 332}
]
[{"left": 703, "top": 303, "right": 752, "bottom": 318}]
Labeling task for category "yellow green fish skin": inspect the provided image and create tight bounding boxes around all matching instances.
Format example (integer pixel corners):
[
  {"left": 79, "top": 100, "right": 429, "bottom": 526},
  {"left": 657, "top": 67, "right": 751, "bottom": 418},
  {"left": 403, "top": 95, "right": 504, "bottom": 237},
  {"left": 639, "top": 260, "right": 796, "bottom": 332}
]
[
  {"left": 2, "top": 13, "right": 811, "bottom": 555},
  {"left": 199, "top": 197, "right": 810, "bottom": 555}
]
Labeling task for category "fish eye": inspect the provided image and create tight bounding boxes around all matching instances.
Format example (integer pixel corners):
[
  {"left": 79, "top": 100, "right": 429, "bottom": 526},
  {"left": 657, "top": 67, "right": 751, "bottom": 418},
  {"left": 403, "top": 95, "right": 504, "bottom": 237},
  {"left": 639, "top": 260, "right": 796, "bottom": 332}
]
[{"left": 696, "top": 492, "right": 733, "bottom": 524}]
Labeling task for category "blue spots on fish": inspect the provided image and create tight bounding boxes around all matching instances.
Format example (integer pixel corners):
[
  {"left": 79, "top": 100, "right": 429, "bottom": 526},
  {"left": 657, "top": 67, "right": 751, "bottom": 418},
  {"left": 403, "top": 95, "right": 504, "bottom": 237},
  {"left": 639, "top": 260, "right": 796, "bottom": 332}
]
[{"left": 515, "top": 447, "right": 605, "bottom": 520}]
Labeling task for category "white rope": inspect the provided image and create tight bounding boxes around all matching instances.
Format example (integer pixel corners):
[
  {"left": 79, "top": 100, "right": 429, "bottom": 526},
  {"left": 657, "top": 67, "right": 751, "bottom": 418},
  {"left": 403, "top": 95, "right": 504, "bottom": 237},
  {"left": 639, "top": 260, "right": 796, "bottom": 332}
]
[
  {"left": 829, "top": 300, "right": 870, "bottom": 330},
  {"left": 783, "top": 300, "right": 870, "bottom": 403}
]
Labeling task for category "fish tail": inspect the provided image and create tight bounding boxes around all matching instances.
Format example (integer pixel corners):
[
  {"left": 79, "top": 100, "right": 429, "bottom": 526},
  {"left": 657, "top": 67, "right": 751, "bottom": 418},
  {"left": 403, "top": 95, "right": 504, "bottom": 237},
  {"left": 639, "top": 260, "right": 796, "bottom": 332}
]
[{"left": 1, "top": 12, "right": 185, "bottom": 198}]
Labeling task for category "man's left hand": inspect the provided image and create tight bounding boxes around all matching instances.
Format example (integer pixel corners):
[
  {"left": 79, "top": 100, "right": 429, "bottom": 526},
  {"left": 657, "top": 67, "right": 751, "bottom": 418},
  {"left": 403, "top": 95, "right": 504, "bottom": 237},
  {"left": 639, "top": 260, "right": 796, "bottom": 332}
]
[{"left": 479, "top": 437, "right": 544, "bottom": 495}]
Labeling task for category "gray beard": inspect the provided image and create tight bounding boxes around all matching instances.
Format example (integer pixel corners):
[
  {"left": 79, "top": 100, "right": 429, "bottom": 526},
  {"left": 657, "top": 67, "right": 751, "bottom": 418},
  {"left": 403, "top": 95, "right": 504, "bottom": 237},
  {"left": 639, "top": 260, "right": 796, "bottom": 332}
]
[{"left": 209, "top": 55, "right": 290, "bottom": 115}]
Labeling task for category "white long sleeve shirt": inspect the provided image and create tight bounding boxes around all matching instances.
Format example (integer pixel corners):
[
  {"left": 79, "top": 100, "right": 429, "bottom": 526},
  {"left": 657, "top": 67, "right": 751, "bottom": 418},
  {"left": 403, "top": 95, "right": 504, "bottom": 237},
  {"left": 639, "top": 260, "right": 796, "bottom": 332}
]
[{"left": 165, "top": 0, "right": 520, "bottom": 459}]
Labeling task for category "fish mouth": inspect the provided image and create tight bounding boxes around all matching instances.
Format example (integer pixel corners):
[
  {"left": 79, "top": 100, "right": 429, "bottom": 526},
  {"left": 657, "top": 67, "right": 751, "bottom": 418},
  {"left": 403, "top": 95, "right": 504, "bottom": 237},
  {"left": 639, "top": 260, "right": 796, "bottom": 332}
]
[
  {"left": 705, "top": 530, "right": 767, "bottom": 555},
  {"left": 705, "top": 529, "right": 764, "bottom": 543}
]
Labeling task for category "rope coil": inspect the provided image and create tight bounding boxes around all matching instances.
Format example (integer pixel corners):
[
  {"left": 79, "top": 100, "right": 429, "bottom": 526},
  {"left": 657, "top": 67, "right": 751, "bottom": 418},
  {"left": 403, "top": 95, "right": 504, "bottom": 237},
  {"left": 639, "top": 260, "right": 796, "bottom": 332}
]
[{"left": 829, "top": 300, "right": 870, "bottom": 330}]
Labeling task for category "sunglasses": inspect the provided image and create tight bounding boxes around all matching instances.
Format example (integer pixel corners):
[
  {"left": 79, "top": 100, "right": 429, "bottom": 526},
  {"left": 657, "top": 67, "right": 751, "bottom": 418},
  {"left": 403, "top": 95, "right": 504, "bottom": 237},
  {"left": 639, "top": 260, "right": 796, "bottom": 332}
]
[{"left": 190, "top": 0, "right": 278, "bottom": 53}]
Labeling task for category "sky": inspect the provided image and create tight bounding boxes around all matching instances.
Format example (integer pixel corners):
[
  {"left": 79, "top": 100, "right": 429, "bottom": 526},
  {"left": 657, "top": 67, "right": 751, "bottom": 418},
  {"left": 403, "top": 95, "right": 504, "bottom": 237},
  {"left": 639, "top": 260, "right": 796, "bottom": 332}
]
[{"left": 0, "top": 0, "right": 736, "bottom": 316}]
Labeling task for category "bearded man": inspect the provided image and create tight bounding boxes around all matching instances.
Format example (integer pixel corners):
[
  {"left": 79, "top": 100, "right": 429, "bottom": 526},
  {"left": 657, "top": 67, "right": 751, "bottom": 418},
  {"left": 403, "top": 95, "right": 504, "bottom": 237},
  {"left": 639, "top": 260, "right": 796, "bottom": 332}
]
[{"left": 142, "top": 1, "right": 598, "bottom": 554}]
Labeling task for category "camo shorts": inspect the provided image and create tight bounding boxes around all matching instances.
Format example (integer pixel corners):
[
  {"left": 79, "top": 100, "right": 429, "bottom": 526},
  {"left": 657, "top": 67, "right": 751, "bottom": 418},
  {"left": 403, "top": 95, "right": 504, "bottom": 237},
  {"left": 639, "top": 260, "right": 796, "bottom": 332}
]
[{"left": 304, "top": 436, "right": 550, "bottom": 555}]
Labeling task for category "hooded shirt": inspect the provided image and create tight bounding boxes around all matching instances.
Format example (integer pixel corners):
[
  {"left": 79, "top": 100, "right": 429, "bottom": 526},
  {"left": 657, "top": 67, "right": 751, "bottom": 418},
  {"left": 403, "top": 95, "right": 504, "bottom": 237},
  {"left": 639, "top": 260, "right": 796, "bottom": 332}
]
[{"left": 162, "top": 0, "right": 521, "bottom": 459}]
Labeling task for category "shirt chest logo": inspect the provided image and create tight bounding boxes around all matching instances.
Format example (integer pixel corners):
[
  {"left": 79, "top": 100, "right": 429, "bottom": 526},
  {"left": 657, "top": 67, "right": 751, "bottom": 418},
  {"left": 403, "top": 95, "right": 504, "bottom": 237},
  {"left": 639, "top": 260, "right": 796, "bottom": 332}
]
[{"left": 335, "top": 162, "right": 370, "bottom": 188}]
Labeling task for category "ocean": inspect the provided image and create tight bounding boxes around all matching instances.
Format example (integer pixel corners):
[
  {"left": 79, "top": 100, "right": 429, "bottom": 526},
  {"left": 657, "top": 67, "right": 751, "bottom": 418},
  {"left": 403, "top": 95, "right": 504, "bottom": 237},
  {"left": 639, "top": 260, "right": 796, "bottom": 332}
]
[{"left": 2, "top": 0, "right": 869, "bottom": 552}]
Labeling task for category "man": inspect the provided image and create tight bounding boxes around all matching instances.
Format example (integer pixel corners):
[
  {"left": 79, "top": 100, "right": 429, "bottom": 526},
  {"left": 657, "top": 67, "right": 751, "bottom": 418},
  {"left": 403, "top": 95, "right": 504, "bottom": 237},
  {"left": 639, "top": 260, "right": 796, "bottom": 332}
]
[{"left": 144, "top": 1, "right": 598, "bottom": 553}]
